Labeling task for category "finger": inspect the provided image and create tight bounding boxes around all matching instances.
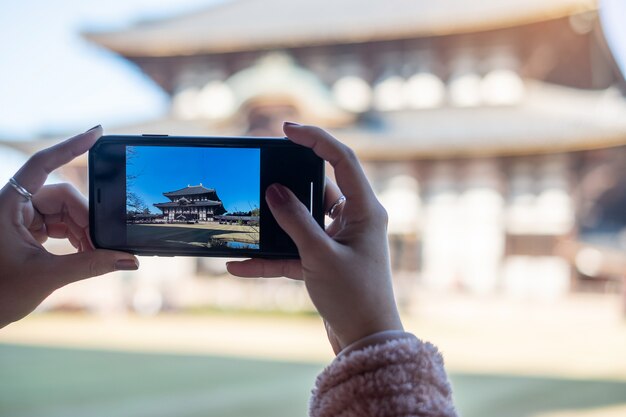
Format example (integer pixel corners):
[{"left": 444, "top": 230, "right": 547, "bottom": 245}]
[
  {"left": 42, "top": 214, "right": 90, "bottom": 251},
  {"left": 32, "top": 229, "right": 49, "bottom": 245},
  {"left": 28, "top": 209, "right": 48, "bottom": 244},
  {"left": 45, "top": 223, "right": 83, "bottom": 251},
  {"left": 12, "top": 125, "right": 102, "bottom": 197},
  {"left": 266, "top": 183, "right": 331, "bottom": 255},
  {"left": 283, "top": 123, "right": 374, "bottom": 207},
  {"left": 67, "top": 232, "right": 81, "bottom": 251},
  {"left": 323, "top": 177, "right": 343, "bottom": 215},
  {"left": 33, "top": 183, "right": 89, "bottom": 228},
  {"left": 226, "top": 258, "right": 303, "bottom": 279},
  {"left": 46, "top": 222, "right": 71, "bottom": 240},
  {"left": 83, "top": 230, "right": 96, "bottom": 251},
  {"left": 32, "top": 184, "right": 90, "bottom": 246},
  {"left": 325, "top": 218, "right": 343, "bottom": 238},
  {"left": 43, "top": 249, "right": 139, "bottom": 286}
]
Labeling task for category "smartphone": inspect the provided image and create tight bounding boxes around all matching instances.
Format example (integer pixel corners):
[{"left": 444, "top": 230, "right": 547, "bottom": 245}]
[{"left": 89, "top": 134, "right": 325, "bottom": 258}]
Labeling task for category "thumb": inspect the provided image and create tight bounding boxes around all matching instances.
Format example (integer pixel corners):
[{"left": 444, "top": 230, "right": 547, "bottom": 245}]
[
  {"left": 265, "top": 183, "right": 329, "bottom": 254},
  {"left": 45, "top": 250, "right": 139, "bottom": 286}
]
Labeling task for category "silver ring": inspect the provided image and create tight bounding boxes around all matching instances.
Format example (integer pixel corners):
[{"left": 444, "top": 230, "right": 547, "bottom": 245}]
[
  {"left": 327, "top": 195, "right": 346, "bottom": 218},
  {"left": 9, "top": 177, "right": 33, "bottom": 201}
]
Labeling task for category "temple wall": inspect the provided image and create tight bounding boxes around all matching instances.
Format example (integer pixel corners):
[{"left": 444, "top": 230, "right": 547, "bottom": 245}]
[{"left": 368, "top": 153, "right": 575, "bottom": 299}]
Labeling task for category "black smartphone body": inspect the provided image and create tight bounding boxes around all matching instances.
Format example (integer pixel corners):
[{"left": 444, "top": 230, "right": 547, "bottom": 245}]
[{"left": 89, "top": 135, "right": 325, "bottom": 258}]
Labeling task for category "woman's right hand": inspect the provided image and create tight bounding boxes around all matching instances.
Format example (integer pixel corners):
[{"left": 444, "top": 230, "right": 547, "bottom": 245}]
[{"left": 227, "top": 123, "right": 403, "bottom": 353}]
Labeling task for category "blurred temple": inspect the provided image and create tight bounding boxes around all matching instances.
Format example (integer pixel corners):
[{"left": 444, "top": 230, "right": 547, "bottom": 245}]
[
  {"left": 2, "top": 0, "right": 626, "bottom": 313},
  {"left": 85, "top": 0, "right": 626, "bottom": 299}
]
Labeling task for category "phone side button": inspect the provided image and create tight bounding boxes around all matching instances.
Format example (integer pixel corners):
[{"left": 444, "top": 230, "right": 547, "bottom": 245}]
[{"left": 141, "top": 134, "right": 169, "bottom": 137}]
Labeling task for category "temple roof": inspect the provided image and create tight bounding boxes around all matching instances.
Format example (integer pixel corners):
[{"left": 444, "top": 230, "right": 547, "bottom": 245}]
[
  {"left": 338, "top": 81, "right": 626, "bottom": 159},
  {"left": 84, "top": 0, "right": 597, "bottom": 57},
  {"left": 131, "top": 81, "right": 626, "bottom": 159},
  {"left": 3, "top": 80, "right": 625, "bottom": 161},
  {"left": 163, "top": 185, "right": 216, "bottom": 197},
  {"left": 154, "top": 200, "right": 223, "bottom": 208}
]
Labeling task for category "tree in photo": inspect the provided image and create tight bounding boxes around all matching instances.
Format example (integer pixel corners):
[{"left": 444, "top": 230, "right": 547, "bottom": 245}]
[{"left": 126, "top": 146, "right": 148, "bottom": 215}]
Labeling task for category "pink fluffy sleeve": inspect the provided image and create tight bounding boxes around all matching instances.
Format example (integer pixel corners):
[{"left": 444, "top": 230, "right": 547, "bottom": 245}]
[{"left": 309, "top": 333, "right": 458, "bottom": 417}]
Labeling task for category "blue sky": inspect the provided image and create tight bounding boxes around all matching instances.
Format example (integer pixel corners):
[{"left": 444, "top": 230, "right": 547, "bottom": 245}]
[
  {"left": 127, "top": 146, "right": 260, "bottom": 214},
  {"left": 0, "top": 0, "right": 222, "bottom": 139}
]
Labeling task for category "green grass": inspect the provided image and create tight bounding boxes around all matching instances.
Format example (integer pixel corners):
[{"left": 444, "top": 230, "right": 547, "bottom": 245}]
[
  {"left": 451, "top": 373, "right": 626, "bottom": 417},
  {"left": 1, "top": 344, "right": 626, "bottom": 417},
  {"left": 0, "top": 344, "right": 322, "bottom": 417}
]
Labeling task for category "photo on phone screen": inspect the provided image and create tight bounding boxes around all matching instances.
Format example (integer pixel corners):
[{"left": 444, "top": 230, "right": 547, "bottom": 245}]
[
  {"left": 125, "top": 145, "right": 260, "bottom": 251},
  {"left": 90, "top": 135, "right": 324, "bottom": 258}
]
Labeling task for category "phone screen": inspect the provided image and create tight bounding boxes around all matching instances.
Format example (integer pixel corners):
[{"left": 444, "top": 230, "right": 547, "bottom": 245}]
[{"left": 125, "top": 145, "right": 261, "bottom": 251}]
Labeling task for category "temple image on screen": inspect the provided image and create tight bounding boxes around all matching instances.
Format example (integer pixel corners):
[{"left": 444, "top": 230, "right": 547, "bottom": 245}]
[
  {"left": 153, "top": 184, "right": 227, "bottom": 222},
  {"left": 125, "top": 145, "right": 260, "bottom": 250}
]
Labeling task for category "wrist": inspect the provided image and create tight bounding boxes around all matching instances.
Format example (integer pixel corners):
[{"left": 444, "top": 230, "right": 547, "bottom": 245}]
[
  {"left": 338, "top": 330, "right": 415, "bottom": 356},
  {"left": 336, "top": 314, "right": 404, "bottom": 353}
]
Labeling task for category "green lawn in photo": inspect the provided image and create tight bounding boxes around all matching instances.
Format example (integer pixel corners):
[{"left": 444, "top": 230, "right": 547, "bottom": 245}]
[{"left": 1, "top": 344, "right": 626, "bottom": 417}]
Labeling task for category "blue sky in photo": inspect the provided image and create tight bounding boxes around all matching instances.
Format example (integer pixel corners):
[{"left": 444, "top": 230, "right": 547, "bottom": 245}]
[{"left": 127, "top": 146, "right": 260, "bottom": 214}]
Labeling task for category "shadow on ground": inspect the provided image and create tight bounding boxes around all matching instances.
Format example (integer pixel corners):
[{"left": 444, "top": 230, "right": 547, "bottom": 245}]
[
  {"left": 1, "top": 344, "right": 625, "bottom": 417},
  {"left": 128, "top": 224, "right": 258, "bottom": 247}
]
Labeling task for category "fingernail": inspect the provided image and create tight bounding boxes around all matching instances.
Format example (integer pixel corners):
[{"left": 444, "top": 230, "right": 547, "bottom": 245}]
[
  {"left": 283, "top": 121, "right": 301, "bottom": 127},
  {"left": 266, "top": 183, "right": 288, "bottom": 206},
  {"left": 115, "top": 259, "right": 138, "bottom": 271},
  {"left": 86, "top": 124, "right": 102, "bottom": 132}
]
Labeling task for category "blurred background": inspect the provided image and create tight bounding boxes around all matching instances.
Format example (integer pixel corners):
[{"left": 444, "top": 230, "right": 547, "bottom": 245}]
[{"left": 1, "top": 0, "right": 626, "bottom": 416}]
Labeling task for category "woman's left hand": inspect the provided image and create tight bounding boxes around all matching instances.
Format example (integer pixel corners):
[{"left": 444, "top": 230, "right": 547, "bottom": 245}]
[{"left": 0, "top": 126, "right": 139, "bottom": 329}]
